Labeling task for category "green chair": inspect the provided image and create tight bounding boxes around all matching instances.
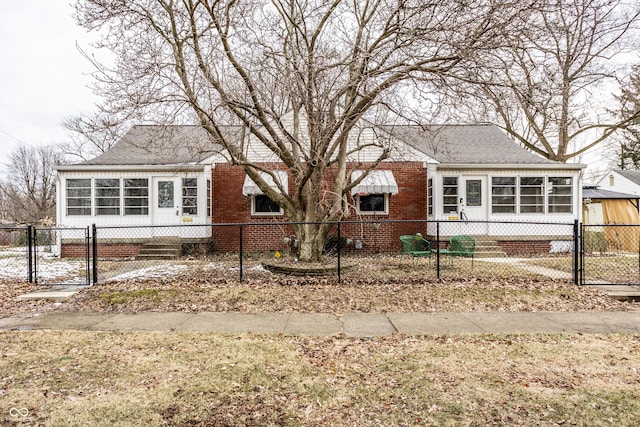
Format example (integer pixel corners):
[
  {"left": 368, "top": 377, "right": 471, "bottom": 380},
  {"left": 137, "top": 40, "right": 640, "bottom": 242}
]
[
  {"left": 400, "top": 234, "right": 432, "bottom": 265},
  {"left": 445, "top": 235, "right": 476, "bottom": 268}
]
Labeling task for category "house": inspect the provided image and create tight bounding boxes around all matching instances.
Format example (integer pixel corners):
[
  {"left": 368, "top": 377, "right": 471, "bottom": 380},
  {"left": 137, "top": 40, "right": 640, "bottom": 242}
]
[
  {"left": 55, "top": 116, "right": 584, "bottom": 257},
  {"left": 596, "top": 169, "right": 640, "bottom": 196}
]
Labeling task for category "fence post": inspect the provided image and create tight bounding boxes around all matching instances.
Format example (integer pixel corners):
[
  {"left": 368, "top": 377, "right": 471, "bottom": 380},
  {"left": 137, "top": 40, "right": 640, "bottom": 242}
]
[
  {"left": 573, "top": 219, "right": 579, "bottom": 285},
  {"left": 27, "top": 224, "right": 33, "bottom": 283},
  {"left": 337, "top": 222, "right": 342, "bottom": 283},
  {"left": 92, "top": 224, "right": 98, "bottom": 285},
  {"left": 436, "top": 220, "right": 441, "bottom": 281},
  {"left": 239, "top": 225, "right": 243, "bottom": 282}
]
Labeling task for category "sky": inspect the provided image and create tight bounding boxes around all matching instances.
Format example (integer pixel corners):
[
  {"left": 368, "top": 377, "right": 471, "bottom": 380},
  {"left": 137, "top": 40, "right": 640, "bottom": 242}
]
[
  {"left": 0, "top": 2, "right": 99, "bottom": 174},
  {"left": 0, "top": 2, "right": 627, "bottom": 182}
]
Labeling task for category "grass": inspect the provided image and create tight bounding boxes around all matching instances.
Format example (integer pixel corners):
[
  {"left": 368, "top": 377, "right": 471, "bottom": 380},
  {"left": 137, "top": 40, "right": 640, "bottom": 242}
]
[{"left": 1, "top": 331, "right": 639, "bottom": 426}]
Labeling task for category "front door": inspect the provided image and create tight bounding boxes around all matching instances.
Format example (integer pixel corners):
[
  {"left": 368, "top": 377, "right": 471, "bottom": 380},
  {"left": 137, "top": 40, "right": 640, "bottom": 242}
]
[
  {"left": 153, "top": 177, "right": 181, "bottom": 226},
  {"left": 460, "top": 175, "right": 488, "bottom": 234}
]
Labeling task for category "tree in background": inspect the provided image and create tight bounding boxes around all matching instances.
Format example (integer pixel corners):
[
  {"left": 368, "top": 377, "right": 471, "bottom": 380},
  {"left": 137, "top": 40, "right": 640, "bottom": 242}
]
[
  {"left": 0, "top": 144, "right": 63, "bottom": 224},
  {"left": 73, "top": 0, "right": 526, "bottom": 262},
  {"left": 444, "top": 0, "right": 639, "bottom": 162},
  {"left": 614, "top": 65, "right": 640, "bottom": 169},
  {"left": 62, "top": 112, "right": 126, "bottom": 162}
]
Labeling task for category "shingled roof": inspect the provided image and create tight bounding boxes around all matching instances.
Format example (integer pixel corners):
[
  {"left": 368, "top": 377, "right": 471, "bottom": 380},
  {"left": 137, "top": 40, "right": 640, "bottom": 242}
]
[
  {"left": 382, "top": 124, "right": 559, "bottom": 165},
  {"left": 614, "top": 169, "right": 640, "bottom": 186},
  {"left": 71, "top": 122, "right": 573, "bottom": 168},
  {"left": 79, "top": 125, "right": 229, "bottom": 166}
]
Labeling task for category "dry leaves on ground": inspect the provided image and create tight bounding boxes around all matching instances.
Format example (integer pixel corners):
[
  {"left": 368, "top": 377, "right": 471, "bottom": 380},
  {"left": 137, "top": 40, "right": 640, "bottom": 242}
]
[{"left": 57, "top": 273, "right": 633, "bottom": 315}]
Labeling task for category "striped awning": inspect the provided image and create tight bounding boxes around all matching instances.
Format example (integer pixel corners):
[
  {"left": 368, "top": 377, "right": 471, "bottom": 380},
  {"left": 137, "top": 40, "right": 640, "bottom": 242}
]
[
  {"left": 350, "top": 170, "right": 399, "bottom": 195},
  {"left": 242, "top": 170, "right": 288, "bottom": 196}
]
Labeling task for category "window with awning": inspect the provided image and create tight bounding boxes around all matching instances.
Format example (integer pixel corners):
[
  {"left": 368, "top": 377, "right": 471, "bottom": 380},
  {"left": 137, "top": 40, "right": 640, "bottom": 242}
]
[
  {"left": 242, "top": 170, "right": 288, "bottom": 196},
  {"left": 350, "top": 170, "right": 399, "bottom": 195},
  {"left": 350, "top": 170, "right": 398, "bottom": 215},
  {"left": 242, "top": 171, "right": 288, "bottom": 216}
]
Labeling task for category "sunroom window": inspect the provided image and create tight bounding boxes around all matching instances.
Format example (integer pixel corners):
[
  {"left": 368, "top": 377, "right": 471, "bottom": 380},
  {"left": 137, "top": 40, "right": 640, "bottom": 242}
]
[
  {"left": 95, "top": 178, "right": 120, "bottom": 216},
  {"left": 548, "top": 177, "right": 573, "bottom": 213},
  {"left": 66, "top": 179, "right": 92, "bottom": 216},
  {"left": 124, "top": 179, "right": 149, "bottom": 215},
  {"left": 442, "top": 177, "right": 458, "bottom": 214},
  {"left": 491, "top": 177, "right": 516, "bottom": 213},
  {"left": 182, "top": 178, "right": 198, "bottom": 215},
  {"left": 519, "top": 177, "right": 544, "bottom": 213}
]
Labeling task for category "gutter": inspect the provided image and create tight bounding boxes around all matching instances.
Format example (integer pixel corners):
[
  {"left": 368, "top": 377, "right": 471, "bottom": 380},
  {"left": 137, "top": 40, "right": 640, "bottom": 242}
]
[
  {"left": 54, "top": 164, "right": 207, "bottom": 172},
  {"left": 435, "top": 163, "right": 586, "bottom": 170}
]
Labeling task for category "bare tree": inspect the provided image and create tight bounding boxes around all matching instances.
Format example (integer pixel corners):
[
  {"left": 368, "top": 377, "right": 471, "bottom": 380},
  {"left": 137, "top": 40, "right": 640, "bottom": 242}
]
[
  {"left": 445, "top": 0, "right": 640, "bottom": 162},
  {"left": 74, "top": 0, "right": 526, "bottom": 261},
  {"left": 612, "top": 65, "right": 640, "bottom": 168},
  {"left": 61, "top": 112, "right": 127, "bottom": 161},
  {"left": 0, "top": 145, "right": 64, "bottom": 224}
]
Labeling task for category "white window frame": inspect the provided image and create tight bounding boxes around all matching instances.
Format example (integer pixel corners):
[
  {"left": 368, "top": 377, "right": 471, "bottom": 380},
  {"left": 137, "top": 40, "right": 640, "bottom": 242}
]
[
  {"left": 356, "top": 193, "right": 389, "bottom": 215},
  {"left": 442, "top": 176, "right": 458, "bottom": 214},
  {"left": 124, "top": 178, "right": 149, "bottom": 216},
  {"left": 182, "top": 177, "right": 198, "bottom": 215},
  {"left": 251, "top": 194, "right": 284, "bottom": 216},
  {"left": 95, "top": 178, "right": 121, "bottom": 216},
  {"left": 66, "top": 178, "right": 92, "bottom": 216}
]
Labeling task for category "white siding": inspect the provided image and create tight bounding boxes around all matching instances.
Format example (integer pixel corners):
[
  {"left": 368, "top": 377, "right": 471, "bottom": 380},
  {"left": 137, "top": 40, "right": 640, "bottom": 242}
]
[
  {"left": 57, "top": 169, "right": 211, "bottom": 238},
  {"left": 596, "top": 171, "right": 640, "bottom": 195}
]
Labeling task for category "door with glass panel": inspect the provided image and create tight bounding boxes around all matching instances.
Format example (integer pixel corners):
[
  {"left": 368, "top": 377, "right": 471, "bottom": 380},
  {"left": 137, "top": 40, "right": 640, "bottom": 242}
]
[{"left": 153, "top": 177, "right": 181, "bottom": 225}]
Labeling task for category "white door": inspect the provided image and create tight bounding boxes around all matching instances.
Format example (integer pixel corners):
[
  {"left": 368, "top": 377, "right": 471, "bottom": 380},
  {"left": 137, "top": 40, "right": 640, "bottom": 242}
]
[
  {"left": 153, "top": 177, "right": 181, "bottom": 226},
  {"left": 460, "top": 175, "right": 488, "bottom": 234}
]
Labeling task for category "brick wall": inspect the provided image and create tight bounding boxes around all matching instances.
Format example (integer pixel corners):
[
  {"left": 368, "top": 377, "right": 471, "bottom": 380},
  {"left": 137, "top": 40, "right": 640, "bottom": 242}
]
[
  {"left": 61, "top": 243, "right": 141, "bottom": 258},
  {"left": 498, "top": 240, "right": 552, "bottom": 256},
  {"left": 212, "top": 162, "right": 428, "bottom": 252}
]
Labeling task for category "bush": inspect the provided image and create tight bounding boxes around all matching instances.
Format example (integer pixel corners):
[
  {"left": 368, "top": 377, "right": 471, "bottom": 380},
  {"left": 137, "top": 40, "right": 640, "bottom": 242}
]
[
  {"left": 584, "top": 231, "right": 607, "bottom": 253},
  {"left": 324, "top": 234, "right": 347, "bottom": 254}
]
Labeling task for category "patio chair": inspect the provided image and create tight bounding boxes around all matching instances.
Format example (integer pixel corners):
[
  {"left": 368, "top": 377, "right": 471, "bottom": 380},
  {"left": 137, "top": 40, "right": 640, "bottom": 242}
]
[{"left": 400, "top": 234, "right": 432, "bottom": 265}]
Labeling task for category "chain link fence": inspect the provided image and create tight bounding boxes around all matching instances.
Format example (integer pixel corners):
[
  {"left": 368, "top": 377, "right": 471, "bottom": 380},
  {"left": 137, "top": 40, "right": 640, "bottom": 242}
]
[
  {"left": 0, "top": 226, "right": 30, "bottom": 282},
  {"left": 7, "top": 219, "right": 638, "bottom": 286},
  {"left": 582, "top": 224, "right": 640, "bottom": 285},
  {"left": 78, "top": 220, "right": 579, "bottom": 284}
]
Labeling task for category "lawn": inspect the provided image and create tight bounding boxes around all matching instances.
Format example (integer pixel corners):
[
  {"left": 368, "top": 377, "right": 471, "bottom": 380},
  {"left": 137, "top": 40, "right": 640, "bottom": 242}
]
[
  {"left": 2, "top": 253, "right": 639, "bottom": 425},
  {"left": 1, "top": 331, "right": 639, "bottom": 426}
]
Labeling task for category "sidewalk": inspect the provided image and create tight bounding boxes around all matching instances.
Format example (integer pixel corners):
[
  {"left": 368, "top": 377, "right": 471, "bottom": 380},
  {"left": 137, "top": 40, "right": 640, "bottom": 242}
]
[{"left": 2, "top": 310, "right": 640, "bottom": 336}]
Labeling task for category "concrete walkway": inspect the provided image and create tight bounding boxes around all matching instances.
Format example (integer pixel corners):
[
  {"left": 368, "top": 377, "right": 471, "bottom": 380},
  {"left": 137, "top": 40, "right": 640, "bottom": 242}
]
[{"left": 2, "top": 310, "right": 640, "bottom": 336}]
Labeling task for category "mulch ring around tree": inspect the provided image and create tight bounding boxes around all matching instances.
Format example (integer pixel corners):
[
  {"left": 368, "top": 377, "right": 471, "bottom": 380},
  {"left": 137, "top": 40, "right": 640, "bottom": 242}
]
[{"left": 261, "top": 261, "right": 355, "bottom": 276}]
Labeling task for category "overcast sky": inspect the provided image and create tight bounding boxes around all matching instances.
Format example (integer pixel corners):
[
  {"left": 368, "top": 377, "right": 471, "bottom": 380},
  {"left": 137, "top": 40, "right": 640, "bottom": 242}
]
[{"left": 0, "top": 2, "right": 99, "bottom": 173}]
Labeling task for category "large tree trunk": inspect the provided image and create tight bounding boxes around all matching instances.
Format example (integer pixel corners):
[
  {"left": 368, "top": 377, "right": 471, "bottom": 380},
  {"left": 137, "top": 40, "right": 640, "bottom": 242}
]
[{"left": 294, "top": 222, "right": 329, "bottom": 262}]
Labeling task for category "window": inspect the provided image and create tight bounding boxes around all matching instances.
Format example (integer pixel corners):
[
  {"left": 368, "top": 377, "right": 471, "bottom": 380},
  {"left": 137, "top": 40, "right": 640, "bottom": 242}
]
[
  {"left": 206, "top": 179, "right": 211, "bottom": 217},
  {"left": 519, "top": 177, "right": 544, "bottom": 213},
  {"left": 252, "top": 195, "right": 283, "bottom": 215},
  {"left": 427, "top": 178, "right": 433, "bottom": 216},
  {"left": 95, "top": 178, "right": 120, "bottom": 216},
  {"left": 491, "top": 177, "right": 515, "bottom": 213},
  {"left": 182, "top": 178, "right": 198, "bottom": 215},
  {"left": 357, "top": 194, "right": 388, "bottom": 214},
  {"left": 124, "top": 179, "right": 149, "bottom": 215},
  {"left": 442, "top": 177, "right": 458, "bottom": 214},
  {"left": 548, "top": 177, "right": 573, "bottom": 213},
  {"left": 158, "top": 181, "right": 174, "bottom": 208},
  {"left": 66, "top": 179, "right": 92, "bottom": 216},
  {"left": 466, "top": 179, "right": 482, "bottom": 206}
]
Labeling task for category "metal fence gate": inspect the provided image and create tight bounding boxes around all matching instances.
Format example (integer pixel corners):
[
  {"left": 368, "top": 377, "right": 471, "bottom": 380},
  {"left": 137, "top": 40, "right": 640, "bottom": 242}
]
[
  {"left": 581, "top": 223, "right": 640, "bottom": 286},
  {"left": 29, "top": 226, "right": 92, "bottom": 286}
]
